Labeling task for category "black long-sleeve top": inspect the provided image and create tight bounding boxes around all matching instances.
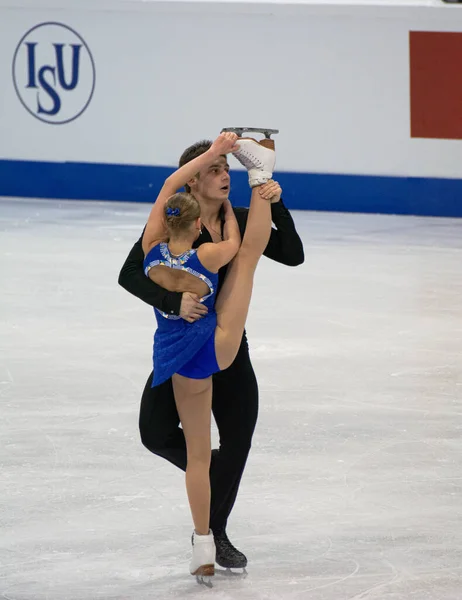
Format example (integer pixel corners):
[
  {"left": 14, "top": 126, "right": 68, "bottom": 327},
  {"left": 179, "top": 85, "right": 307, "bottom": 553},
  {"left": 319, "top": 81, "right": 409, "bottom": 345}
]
[{"left": 118, "top": 199, "right": 304, "bottom": 315}]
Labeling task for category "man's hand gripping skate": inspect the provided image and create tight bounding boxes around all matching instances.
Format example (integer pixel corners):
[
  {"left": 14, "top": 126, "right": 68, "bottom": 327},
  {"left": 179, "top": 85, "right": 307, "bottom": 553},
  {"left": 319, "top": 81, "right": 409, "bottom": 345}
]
[
  {"left": 258, "top": 180, "right": 282, "bottom": 204},
  {"left": 209, "top": 132, "right": 240, "bottom": 157}
]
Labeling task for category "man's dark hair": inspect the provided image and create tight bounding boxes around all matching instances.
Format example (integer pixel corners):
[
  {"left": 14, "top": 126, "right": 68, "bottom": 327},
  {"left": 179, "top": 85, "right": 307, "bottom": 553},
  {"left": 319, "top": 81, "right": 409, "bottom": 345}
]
[{"left": 179, "top": 140, "right": 212, "bottom": 192}]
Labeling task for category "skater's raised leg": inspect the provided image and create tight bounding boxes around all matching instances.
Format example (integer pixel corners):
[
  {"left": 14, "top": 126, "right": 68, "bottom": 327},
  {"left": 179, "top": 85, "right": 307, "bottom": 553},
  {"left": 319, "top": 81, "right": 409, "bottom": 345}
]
[
  {"left": 213, "top": 137, "right": 278, "bottom": 369},
  {"left": 214, "top": 184, "right": 273, "bottom": 370}
]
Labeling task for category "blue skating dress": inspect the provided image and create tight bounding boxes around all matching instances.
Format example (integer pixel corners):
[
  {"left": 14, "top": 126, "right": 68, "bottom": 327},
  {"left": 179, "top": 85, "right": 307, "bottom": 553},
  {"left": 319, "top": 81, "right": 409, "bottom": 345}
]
[{"left": 144, "top": 242, "right": 220, "bottom": 387}]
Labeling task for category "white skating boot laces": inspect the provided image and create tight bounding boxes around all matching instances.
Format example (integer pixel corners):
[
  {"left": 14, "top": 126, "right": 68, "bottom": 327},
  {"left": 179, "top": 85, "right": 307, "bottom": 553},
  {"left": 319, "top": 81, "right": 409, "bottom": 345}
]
[{"left": 234, "top": 148, "right": 264, "bottom": 170}]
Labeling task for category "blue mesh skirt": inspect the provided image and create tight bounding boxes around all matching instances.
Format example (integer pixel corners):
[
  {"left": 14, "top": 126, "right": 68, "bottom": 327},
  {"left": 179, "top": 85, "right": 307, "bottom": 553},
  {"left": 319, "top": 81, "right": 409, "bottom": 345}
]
[{"left": 151, "top": 310, "right": 220, "bottom": 387}]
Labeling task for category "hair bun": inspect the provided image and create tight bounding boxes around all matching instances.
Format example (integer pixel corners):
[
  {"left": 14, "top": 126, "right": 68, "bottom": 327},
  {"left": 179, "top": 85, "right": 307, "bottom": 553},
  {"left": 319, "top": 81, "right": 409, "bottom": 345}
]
[{"left": 166, "top": 207, "right": 180, "bottom": 217}]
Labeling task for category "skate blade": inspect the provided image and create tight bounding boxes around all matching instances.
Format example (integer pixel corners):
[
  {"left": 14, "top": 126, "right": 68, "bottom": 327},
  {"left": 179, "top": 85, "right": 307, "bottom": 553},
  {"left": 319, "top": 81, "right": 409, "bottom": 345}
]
[
  {"left": 196, "top": 574, "right": 213, "bottom": 587},
  {"left": 193, "top": 564, "right": 214, "bottom": 588},
  {"left": 216, "top": 566, "right": 248, "bottom": 579},
  {"left": 221, "top": 127, "right": 279, "bottom": 138}
]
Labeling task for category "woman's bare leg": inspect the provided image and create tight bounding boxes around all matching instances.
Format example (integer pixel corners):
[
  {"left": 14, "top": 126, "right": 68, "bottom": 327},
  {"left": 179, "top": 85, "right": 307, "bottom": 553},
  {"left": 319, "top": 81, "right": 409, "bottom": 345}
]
[
  {"left": 172, "top": 374, "right": 213, "bottom": 534},
  {"left": 214, "top": 186, "right": 272, "bottom": 370}
]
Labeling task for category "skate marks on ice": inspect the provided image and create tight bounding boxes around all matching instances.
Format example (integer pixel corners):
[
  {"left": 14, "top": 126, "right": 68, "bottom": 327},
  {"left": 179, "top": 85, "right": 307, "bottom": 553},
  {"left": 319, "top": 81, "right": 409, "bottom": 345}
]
[{"left": 1, "top": 199, "right": 462, "bottom": 599}]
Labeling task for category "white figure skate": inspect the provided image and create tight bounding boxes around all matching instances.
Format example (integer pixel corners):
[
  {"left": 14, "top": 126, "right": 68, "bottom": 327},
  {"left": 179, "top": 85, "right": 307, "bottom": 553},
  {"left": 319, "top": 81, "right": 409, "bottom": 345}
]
[
  {"left": 222, "top": 127, "right": 278, "bottom": 188},
  {"left": 190, "top": 530, "right": 215, "bottom": 587}
]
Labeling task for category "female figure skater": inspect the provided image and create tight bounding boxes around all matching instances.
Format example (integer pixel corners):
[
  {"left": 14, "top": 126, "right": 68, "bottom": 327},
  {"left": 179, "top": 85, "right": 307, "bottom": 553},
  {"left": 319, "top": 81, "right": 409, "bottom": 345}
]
[{"left": 141, "top": 131, "right": 277, "bottom": 582}]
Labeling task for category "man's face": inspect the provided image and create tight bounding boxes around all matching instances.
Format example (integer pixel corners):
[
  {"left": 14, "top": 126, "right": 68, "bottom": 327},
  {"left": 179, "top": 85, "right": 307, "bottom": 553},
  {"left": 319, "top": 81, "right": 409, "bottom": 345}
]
[{"left": 190, "top": 156, "right": 230, "bottom": 202}]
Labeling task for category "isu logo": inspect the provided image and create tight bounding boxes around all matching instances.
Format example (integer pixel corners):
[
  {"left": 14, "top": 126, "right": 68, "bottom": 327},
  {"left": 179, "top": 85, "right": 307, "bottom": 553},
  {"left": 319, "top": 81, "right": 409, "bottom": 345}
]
[{"left": 12, "top": 22, "right": 96, "bottom": 124}]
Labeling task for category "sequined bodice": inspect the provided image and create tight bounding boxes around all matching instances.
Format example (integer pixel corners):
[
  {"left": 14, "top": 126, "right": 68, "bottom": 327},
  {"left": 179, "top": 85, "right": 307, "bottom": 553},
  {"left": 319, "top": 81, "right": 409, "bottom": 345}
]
[{"left": 144, "top": 242, "right": 219, "bottom": 320}]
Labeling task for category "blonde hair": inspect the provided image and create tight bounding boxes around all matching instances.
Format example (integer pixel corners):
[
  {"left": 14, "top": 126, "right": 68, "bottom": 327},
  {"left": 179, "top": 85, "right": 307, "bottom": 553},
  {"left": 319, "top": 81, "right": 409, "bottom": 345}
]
[{"left": 165, "top": 193, "right": 200, "bottom": 235}]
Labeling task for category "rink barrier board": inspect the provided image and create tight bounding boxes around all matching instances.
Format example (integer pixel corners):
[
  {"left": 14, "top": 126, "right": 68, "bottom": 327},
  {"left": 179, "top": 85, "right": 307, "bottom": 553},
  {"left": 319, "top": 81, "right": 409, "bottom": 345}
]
[{"left": 0, "top": 158, "right": 461, "bottom": 217}]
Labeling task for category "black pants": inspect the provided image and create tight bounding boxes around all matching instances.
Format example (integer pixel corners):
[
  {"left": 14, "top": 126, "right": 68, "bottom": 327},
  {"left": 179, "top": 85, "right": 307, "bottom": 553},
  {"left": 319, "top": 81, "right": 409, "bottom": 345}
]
[{"left": 139, "top": 336, "right": 259, "bottom": 534}]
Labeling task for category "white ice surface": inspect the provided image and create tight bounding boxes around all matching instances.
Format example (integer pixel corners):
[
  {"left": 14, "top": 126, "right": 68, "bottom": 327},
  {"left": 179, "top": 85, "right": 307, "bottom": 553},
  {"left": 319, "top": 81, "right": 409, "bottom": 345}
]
[{"left": 1, "top": 197, "right": 462, "bottom": 599}]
